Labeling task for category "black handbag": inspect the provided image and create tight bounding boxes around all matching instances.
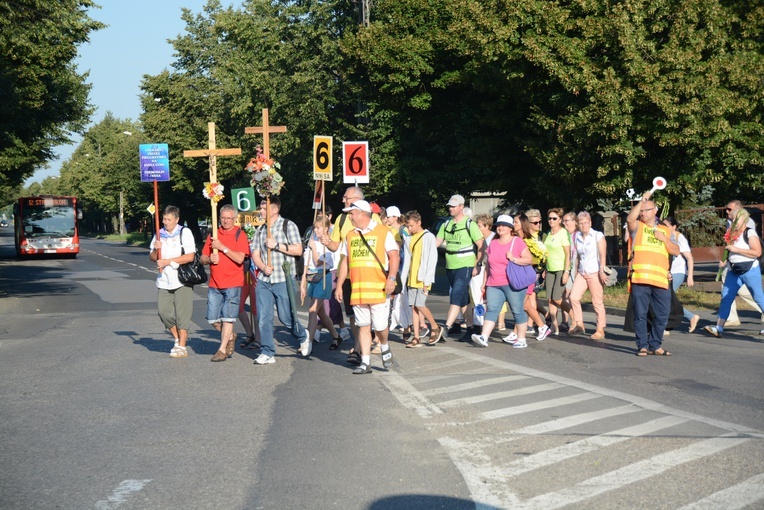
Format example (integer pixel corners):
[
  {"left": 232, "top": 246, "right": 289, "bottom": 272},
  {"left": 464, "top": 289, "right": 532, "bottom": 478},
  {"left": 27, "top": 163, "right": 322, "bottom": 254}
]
[
  {"left": 357, "top": 231, "right": 402, "bottom": 295},
  {"left": 176, "top": 229, "right": 207, "bottom": 286}
]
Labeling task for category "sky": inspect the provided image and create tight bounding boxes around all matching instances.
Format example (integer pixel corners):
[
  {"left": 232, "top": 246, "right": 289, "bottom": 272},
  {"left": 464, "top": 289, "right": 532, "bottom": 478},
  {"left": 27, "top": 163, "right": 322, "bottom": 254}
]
[{"left": 27, "top": 0, "right": 213, "bottom": 184}]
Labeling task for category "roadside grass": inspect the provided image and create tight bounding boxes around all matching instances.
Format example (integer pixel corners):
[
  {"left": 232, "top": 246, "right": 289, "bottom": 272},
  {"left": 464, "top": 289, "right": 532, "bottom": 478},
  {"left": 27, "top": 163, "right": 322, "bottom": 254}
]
[{"left": 95, "top": 232, "right": 151, "bottom": 248}]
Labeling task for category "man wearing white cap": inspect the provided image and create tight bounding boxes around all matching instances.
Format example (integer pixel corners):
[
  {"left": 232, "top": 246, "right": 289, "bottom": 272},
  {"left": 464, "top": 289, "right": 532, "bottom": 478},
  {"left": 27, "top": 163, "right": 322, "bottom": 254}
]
[
  {"left": 432, "top": 194, "right": 484, "bottom": 343},
  {"left": 336, "top": 200, "right": 400, "bottom": 373},
  {"left": 385, "top": 206, "right": 414, "bottom": 340}
]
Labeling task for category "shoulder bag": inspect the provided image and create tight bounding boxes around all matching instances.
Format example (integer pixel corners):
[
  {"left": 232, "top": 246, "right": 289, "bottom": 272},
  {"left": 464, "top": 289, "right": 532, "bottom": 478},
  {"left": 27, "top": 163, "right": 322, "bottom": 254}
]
[
  {"left": 506, "top": 238, "right": 536, "bottom": 291},
  {"left": 177, "top": 227, "right": 208, "bottom": 286}
]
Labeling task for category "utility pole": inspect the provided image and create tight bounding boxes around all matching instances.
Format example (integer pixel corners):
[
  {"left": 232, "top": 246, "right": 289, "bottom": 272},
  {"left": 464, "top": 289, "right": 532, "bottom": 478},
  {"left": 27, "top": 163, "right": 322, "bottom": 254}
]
[{"left": 119, "top": 190, "right": 126, "bottom": 235}]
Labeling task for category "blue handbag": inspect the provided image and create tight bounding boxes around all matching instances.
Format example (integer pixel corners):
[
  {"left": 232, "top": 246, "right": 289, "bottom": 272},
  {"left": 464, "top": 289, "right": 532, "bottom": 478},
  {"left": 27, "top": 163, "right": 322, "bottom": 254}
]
[{"left": 506, "top": 238, "right": 536, "bottom": 291}]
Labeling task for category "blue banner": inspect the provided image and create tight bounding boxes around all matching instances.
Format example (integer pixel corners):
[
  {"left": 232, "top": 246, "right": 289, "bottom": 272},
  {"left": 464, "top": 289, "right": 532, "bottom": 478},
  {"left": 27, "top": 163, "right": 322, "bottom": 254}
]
[{"left": 139, "top": 144, "right": 170, "bottom": 182}]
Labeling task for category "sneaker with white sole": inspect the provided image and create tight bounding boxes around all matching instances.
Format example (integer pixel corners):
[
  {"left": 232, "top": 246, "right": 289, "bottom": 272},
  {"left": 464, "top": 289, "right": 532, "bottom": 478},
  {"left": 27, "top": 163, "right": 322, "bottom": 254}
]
[
  {"left": 419, "top": 327, "right": 430, "bottom": 339},
  {"left": 471, "top": 334, "right": 488, "bottom": 347},
  {"left": 704, "top": 325, "right": 721, "bottom": 338},
  {"left": 502, "top": 332, "right": 518, "bottom": 344},
  {"left": 300, "top": 338, "right": 312, "bottom": 357},
  {"left": 254, "top": 353, "right": 275, "bottom": 364},
  {"left": 536, "top": 325, "right": 551, "bottom": 341},
  {"left": 526, "top": 326, "right": 536, "bottom": 336},
  {"left": 352, "top": 362, "right": 371, "bottom": 374},
  {"left": 512, "top": 338, "right": 528, "bottom": 349}
]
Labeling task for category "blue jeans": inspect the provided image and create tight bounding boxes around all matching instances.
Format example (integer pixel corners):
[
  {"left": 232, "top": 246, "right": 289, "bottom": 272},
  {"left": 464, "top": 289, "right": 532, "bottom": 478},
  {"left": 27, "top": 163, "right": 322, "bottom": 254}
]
[
  {"left": 485, "top": 285, "right": 528, "bottom": 325},
  {"left": 719, "top": 265, "right": 764, "bottom": 320},
  {"left": 447, "top": 267, "right": 473, "bottom": 307},
  {"left": 631, "top": 283, "right": 671, "bottom": 351},
  {"left": 256, "top": 279, "right": 306, "bottom": 357},
  {"left": 670, "top": 273, "right": 694, "bottom": 321},
  {"left": 206, "top": 286, "right": 241, "bottom": 323}
]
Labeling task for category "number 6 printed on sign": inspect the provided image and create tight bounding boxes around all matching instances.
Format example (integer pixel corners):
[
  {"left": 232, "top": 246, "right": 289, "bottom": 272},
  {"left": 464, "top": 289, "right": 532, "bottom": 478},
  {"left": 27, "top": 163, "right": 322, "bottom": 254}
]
[
  {"left": 313, "top": 135, "right": 333, "bottom": 181},
  {"left": 342, "top": 141, "right": 369, "bottom": 184}
]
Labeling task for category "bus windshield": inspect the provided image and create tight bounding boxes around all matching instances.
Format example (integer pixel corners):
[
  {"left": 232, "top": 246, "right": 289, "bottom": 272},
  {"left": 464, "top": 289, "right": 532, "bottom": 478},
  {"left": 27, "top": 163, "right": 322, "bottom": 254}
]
[{"left": 22, "top": 205, "right": 76, "bottom": 238}]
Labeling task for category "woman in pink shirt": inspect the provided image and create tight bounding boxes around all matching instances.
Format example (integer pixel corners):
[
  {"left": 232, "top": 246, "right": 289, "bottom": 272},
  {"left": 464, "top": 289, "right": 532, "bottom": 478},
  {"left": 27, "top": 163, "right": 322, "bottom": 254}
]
[{"left": 471, "top": 215, "right": 533, "bottom": 348}]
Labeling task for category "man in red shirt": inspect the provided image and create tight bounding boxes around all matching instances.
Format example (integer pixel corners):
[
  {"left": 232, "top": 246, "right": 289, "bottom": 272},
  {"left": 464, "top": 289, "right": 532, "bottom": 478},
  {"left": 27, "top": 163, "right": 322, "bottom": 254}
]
[{"left": 201, "top": 204, "right": 251, "bottom": 362}]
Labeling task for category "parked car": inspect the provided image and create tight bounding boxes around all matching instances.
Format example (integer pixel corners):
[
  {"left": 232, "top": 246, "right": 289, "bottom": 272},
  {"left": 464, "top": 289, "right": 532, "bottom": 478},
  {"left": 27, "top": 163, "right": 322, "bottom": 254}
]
[{"left": 0, "top": 219, "right": 8, "bottom": 228}]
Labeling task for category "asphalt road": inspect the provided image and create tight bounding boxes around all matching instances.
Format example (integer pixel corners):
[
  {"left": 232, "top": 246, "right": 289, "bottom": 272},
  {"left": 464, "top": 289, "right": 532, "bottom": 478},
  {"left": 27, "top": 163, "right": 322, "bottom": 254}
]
[{"left": 1, "top": 230, "right": 763, "bottom": 510}]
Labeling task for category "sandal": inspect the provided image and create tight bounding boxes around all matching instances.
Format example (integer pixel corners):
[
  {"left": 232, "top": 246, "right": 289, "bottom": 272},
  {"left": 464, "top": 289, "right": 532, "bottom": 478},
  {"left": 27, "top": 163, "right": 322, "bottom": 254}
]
[
  {"left": 240, "top": 335, "right": 257, "bottom": 348},
  {"left": 402, "top": 332, "right": 412, "bottom": 343},
  {"left": 329, "top": 335, "right": 343, "bottom": 350},
  {"left": 636, "top": 348, "right": 648, "bottom": 357},
  {"left": 406, "top": 338, "right": 422, "bottom": 348},
  {"left": 648, "top": 348, "right": 671, "bottom": 356}
]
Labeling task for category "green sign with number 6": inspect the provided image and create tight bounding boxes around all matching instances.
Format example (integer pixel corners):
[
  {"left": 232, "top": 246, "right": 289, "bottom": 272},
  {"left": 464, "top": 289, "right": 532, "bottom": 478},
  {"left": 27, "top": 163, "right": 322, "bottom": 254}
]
[{"left": 231, "top": 187, "right": 256, "bottom": 211}]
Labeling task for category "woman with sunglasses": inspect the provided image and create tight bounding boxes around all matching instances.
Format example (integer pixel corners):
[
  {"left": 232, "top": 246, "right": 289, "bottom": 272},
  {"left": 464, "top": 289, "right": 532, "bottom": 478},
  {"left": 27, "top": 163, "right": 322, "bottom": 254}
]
[
  {"left": 543, "top": 208, "right": 573, "bottom": 336},
  {"left": 524, "top": 209, "right": 549, "bottom": 335},
  {"left": 560, "top": 212, "right": 579, "bottom": 332}
]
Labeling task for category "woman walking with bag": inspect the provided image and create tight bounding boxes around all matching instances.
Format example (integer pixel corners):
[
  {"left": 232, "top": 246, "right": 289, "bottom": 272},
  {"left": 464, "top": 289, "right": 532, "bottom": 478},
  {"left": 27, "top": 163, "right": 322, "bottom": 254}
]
[
  {"left": 543, "top": 208, "right": 573, "bottom": 335},
  {"left": 704, "top": 208, "right": 764, "bottom": 338},
  {"left": 471, "top": 215, "right": 533, "bottom": 348},
  {"left": 149, "top": 205, "right": 197, "bottom": 358}
]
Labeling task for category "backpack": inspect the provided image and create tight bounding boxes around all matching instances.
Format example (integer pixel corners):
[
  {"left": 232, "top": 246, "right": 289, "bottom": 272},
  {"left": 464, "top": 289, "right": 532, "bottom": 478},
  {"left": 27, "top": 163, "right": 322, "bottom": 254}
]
[{"left": 442, "top": 218, "right": 480, "bottom": 255}]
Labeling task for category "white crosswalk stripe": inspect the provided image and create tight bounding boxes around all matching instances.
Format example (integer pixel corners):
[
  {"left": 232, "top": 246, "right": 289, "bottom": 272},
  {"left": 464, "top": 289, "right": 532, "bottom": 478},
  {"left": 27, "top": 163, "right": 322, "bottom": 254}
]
[{"left": 379, "top": 345, "right": 764, "bottom": 508}]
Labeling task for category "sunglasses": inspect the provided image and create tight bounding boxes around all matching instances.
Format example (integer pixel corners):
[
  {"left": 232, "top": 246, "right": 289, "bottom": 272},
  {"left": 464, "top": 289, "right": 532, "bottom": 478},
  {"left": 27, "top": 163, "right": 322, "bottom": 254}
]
[
  {"left": 548, "top": 217, "right": 559, "bottom": 221},
  {"left": 530, "top": 220, "right": 542, "bottom": 225}
]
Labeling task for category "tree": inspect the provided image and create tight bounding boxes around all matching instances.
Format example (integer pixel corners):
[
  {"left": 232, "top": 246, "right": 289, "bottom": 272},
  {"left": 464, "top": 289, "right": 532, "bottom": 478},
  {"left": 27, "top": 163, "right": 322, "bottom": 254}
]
[
  {"left": 343, "top": 0, "right": 764, "bottom": 211},
  {"left": 0, "top": 0, "right": 105, "bottom": 196}
]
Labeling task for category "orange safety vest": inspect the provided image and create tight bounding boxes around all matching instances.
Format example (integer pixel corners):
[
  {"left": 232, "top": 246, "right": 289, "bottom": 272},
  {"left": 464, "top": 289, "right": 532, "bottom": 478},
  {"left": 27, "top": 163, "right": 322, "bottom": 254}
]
[
  {"left": 631, "top": 221, "right": 670, "bottom": 289},
  {"left": 346, "top": 223, "right": 390, "bottom": 305}
]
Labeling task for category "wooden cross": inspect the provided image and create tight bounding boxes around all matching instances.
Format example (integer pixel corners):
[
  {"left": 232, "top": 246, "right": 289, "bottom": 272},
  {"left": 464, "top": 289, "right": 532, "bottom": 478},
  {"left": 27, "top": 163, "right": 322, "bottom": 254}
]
[
  {"left": 244, "top": 108, "right": 287, "bottom": 265},
  {"left": 244, "top": 108, "right": 287, "bottom": 161},
  {"left": 183, "top": 122, "right": 242, "bottom": 249}
]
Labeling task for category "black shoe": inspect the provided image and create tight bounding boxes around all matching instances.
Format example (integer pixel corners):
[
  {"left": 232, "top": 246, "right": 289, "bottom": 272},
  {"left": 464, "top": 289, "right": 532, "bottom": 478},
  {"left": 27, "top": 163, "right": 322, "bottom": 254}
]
[
  {"left": 381, "top": 349, "right": 394, "bottom": 368},
  {"left": 457, "top": 332, "right": 472, "bottom": 343},
  {"left": 347, "top": 351, "right": 362, "bottom": 365},
  {"left": 448, "top": 323, "right": 462, "bottom": 336},
  {"left": 352, "top": 362, "right": 371, "bottom": 374}
]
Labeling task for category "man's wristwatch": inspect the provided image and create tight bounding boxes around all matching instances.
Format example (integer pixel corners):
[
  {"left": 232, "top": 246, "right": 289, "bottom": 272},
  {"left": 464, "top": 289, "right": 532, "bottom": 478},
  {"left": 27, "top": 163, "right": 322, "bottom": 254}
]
[
  {"left": 223, "top": 248, "right": 229, "bottom": 255},
  {"left": 388, "top": 276, "right": 396, "bottom": 281}
]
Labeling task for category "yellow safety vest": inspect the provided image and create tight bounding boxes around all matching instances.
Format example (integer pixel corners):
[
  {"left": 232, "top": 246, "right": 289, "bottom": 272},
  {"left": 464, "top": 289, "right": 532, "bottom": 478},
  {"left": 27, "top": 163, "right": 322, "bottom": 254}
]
[
  {"left": 347, "top": 223, "right": 389, "bottom": 305},
  {"left": 631, "top": 221, "right": 670, "bottom": 289}
]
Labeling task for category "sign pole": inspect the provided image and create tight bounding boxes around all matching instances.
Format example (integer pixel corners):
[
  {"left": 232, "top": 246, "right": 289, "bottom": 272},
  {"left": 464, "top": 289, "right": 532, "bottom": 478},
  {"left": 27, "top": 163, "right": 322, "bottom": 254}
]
[{"left": 153, "top": 180, "right": 161, "bottom": 259}]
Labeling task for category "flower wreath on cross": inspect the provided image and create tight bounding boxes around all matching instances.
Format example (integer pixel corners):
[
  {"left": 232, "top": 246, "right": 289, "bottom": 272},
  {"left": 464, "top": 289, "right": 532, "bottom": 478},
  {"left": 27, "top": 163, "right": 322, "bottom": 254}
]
[
  {"left": 246, "top": 146, "right": 284, "bottom": 197},
  {"left": 202, "top": 182, "right": 225, "bottom": 202}
]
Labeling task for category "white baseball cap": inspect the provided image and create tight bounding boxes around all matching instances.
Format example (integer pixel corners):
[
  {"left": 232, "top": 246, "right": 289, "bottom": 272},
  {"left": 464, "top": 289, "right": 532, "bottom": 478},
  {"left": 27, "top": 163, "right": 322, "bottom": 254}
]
[
  {"left": 385, "top": 206, "right": 401, "bottom": 218},
  {"left": 342, "top": 200, "right": 371, "bottom": 213},
  {"left": 495, "top": 214, "right": 514, "bottom": 227},
  {"left": 447, "top": 194, "right": 465, "bottom": 207}
]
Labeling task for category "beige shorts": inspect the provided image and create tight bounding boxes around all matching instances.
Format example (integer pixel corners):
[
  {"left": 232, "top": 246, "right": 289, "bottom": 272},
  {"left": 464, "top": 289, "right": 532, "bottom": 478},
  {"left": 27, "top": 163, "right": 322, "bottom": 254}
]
[{"left": 353, "top": 300, "right": 391, "bottom": 331}]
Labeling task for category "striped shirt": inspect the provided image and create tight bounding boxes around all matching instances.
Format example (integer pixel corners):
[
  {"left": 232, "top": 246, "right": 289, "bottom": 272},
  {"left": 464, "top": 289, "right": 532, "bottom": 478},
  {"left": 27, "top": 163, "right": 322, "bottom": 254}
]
[{"left": 253, "top": 216, "right": 301, "bottom": 284}]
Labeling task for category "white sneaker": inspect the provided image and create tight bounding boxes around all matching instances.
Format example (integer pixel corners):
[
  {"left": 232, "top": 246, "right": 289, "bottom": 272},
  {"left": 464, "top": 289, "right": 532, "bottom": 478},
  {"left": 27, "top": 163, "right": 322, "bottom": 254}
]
[
  {"left": 536, "top": 325, "right": 551, "bottom": 341},
  {"left": 513, "top": 338, "right": 528, "bottom": 349},
  {"left": 502, "top": 332, "right": 518, "bottom": 344},
  {"left": 760, "top": 329, "right": 764, "bottom": 335},
  {"left": 471, "top": 334, "right": 488, "bottom": 347},
  {"left": 704, "top": 325, "right": 721, "bottom": 338},
  {"left": 254, "top": 353, "right": 275, "bottom": 364},
  {"left": 299, "top": 338, "right": 312, "bottom": 357}
]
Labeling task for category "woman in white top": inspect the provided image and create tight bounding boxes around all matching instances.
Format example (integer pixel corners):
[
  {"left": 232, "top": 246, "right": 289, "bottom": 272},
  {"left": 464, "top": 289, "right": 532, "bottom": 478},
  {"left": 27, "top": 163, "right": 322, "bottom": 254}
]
[
  {"left": 705, "top": 208, "right": 764, "bottom": 338},
  {"left": 149, "top": 205, "right": 197, "bottom": 358},
  {"left": 662, "top": 216, "right": 700, "bottom": 332},
  {"left": 568, "top": 211, "right": 607, "bottom": 339}
]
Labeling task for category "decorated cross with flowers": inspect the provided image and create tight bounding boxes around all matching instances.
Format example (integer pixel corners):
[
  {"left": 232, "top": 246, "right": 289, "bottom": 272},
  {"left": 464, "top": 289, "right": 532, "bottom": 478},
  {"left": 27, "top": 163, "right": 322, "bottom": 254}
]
[
  {"left": 244, "top": 109, "right": 288, "bottom": 264},
  {"left": 183, "top": 122, "right": 242, "bottom": 250}
]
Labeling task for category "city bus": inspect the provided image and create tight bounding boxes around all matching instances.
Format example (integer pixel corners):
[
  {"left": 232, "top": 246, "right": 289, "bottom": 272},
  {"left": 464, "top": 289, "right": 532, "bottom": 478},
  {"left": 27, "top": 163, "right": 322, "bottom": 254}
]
[{"left": 13, "top": 196, "right": 81, "bottom": 258}]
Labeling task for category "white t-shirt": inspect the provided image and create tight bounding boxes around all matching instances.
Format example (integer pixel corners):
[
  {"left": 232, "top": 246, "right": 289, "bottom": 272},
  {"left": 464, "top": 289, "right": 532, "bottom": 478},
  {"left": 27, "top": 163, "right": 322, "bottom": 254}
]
[
  {"left": 669, "top": 232, "right": 691, "bottom": 274},
  {"left": 729, "top": 228, "right": 760, "bottom": 269},
  {"left": 150, "top": 226, "right": 196, "bottom": 290}
]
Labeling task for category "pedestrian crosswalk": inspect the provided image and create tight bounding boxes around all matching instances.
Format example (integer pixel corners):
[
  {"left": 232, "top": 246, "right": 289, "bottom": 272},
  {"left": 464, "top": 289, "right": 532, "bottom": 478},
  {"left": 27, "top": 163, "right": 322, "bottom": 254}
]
[{"left": 378, "top": 346, "right": 764, "bottom": 509}]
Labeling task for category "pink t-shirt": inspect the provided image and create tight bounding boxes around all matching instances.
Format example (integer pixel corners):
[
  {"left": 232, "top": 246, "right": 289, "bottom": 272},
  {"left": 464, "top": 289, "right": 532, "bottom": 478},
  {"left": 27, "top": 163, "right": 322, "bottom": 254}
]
[{"left": 486, "top": 236, "right": 527, "bottom": 287}]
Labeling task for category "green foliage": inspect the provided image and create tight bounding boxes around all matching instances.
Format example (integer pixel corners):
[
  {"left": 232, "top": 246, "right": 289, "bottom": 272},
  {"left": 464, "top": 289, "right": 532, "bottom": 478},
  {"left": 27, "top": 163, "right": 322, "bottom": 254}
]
[{"left": 0, "top": 0, "right": 105, "bottom": 193}]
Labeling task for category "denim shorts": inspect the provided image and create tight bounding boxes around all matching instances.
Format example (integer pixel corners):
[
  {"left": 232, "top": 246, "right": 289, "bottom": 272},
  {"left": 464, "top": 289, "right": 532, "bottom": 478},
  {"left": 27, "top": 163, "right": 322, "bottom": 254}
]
[
  {"left": 447, "top": 267, "right": 473, "bottom": 307},
  {"left": 206, "top": 286, "right": 241, "bottom": 323}
]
